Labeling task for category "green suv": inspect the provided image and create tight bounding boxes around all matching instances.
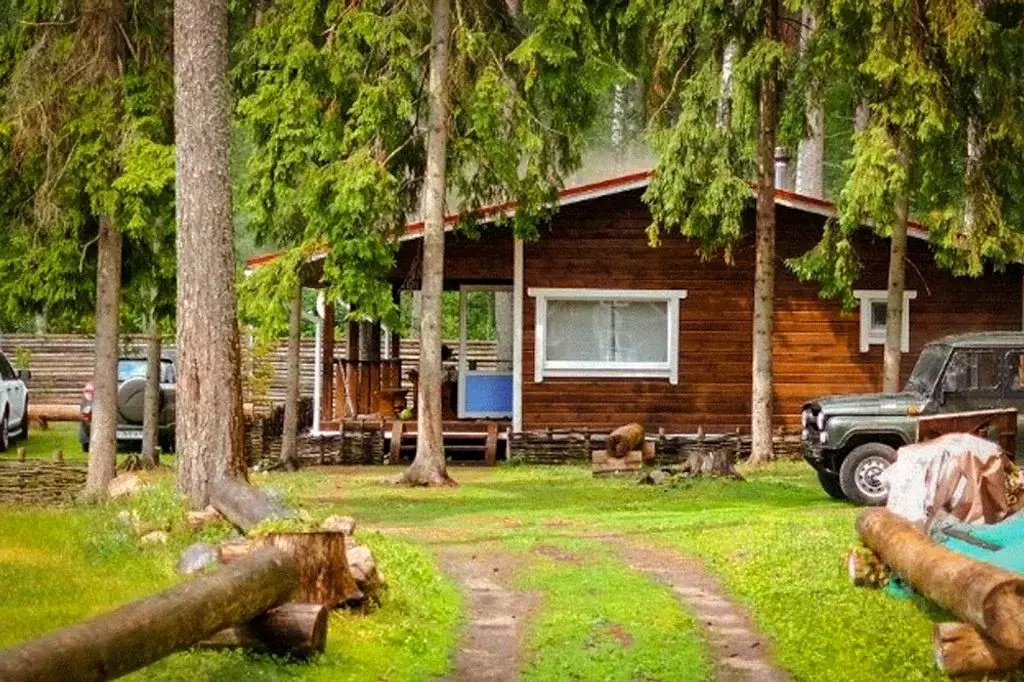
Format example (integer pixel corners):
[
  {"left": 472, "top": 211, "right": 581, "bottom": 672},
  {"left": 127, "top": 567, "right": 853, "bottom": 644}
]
[{"left": 802, "top": 332, "right": 1024, "bottom": 505}]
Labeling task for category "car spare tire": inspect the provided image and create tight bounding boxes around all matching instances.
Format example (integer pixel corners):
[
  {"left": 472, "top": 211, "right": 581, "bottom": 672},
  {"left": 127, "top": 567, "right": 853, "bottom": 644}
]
[{"left": 116, "top": 377, "right": 149, "bottom": 424}]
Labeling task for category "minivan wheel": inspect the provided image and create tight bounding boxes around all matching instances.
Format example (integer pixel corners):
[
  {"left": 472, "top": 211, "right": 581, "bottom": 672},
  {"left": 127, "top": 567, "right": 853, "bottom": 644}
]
[
  {"left": 839, "top": 443, "right": 898, "bottom": 506},
  {"left": 816, "top": 470, "right": 847, "bottom": 500},
  {"left": 0, "top": 412, "right": 8, "bottom": 453}
]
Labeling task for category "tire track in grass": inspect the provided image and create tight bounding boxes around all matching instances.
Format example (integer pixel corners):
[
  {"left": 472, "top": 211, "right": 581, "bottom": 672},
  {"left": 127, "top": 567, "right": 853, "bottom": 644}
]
[
  {"left": 602, "top": 535, "right": 789, "bottom": 682},
  {"left": 438, "top": 547, "right": 540, "bottom": 682}
]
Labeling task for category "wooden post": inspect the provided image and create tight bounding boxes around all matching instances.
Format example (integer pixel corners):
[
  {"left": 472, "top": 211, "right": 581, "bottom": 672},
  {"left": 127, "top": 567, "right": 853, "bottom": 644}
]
[
  {"left": 390, "top": 421, "right": 404, "bottom": 465},
  {"left": 484, "top": 422, "right": 498, "bottom": 466},
  {"left": 0, "top": 549, "right": 298, "bottom": 681},
  {"left": 346, "top": 318, "right": 359, "bottom": 417},
  {"left": 321, "top": 302, "right": 335, "bottom": 424}
]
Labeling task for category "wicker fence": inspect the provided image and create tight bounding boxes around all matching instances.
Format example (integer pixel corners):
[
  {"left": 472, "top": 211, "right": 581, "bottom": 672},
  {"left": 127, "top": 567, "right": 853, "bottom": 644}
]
[{"left": 0, "top": 333, "right": 497, "bottom": 406}]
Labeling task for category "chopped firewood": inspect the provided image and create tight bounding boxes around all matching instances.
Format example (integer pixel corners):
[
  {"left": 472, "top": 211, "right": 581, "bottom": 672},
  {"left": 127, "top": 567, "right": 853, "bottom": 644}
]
[
  {"left": 933, "top": 622, "right": 1024, "bottom": 677},
  {"left": 607, "top": 423, "right": 645, "bottom": 458}
]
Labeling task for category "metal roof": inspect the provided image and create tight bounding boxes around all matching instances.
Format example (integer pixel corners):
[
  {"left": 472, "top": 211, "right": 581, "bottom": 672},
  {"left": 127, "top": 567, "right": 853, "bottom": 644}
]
[{"left": 930, "top": 332, "right": 1024, "bottom": 349}]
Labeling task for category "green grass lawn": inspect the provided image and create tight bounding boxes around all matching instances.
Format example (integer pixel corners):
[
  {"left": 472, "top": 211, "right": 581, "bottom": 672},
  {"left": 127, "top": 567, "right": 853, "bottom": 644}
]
[
  {"left": 0, "top": 462, "right": 972, "bottom": 681},
  {"left": 8, "top": 421, "right": 84, "bottom": 461}
]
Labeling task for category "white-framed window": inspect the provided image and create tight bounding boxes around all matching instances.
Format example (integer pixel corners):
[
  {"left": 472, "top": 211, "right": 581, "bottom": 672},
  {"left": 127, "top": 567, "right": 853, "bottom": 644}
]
[
  {"left": 528, "top": 288, "right": 686, "bottom": 384},
  {"left": 853, "top": 289, "right": 917, "bottom": 353}
]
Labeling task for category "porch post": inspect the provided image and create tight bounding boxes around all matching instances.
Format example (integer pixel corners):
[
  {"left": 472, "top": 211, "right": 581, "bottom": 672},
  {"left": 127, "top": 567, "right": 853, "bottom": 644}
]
[
  {"left": 320, "top": 300, "right": 335, "bottom": 429},
  {"left": 513, "top": 238, "right": 524, "bottom": 432},
  {"left": 313, "top": 292, "right": 324, "bottom": 434}
]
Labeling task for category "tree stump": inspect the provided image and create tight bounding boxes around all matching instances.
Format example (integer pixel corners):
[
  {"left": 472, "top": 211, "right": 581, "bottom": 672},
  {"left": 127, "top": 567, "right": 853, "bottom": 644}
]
[{"left": 256, "top": 531, "right": 362, "bottom": 607}]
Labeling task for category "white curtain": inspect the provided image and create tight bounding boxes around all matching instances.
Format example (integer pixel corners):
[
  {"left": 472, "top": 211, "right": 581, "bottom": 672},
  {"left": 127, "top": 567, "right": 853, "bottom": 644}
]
[{"left": 545, "top": 299, "right": 667, "bottom": 363}]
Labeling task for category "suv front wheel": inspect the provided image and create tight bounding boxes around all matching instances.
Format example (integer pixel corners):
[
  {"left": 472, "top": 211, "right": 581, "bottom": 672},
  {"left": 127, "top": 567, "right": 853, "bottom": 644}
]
[{"left": 839, "top": 443, "right": 897, "bottom": 506}]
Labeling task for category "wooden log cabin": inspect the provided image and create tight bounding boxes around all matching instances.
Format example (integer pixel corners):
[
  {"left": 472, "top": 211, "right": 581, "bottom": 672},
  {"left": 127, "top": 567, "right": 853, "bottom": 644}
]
[{"left": 248, "top": 170, "right": 1024, "bottom": 454}]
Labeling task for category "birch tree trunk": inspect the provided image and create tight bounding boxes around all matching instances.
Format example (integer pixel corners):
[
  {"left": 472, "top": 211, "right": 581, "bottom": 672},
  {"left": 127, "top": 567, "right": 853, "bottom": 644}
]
[
  {"left": 749, "top": 0, "right": 778, "bottom": 465},
  {"left": 85, "top": 215, "right": 122, "bottom": 498},
  {"left": 795, "top": 7, "right": 824, "bottom": 198},
  {"left": 140, "top": 314, "right": 161, "bottom": 468},
  {"left": 174, "top": 0, "right": 247, "bottom": 507},
  {"left": 403, "top": 0, "right": 455, "bottom": 486},
  {"left": 883, "top": 143, "right": 910, "bottom": 393},
  {"left": 280, "top": 284, "right": 302, "bottom": 471}
]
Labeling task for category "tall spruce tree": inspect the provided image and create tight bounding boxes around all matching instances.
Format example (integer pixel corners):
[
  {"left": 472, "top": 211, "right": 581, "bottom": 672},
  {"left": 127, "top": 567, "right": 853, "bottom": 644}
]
[
  {"left": 0, "top": 0, "right": 175, "bottom": 495},
  {"left": 234, "top": 0, "right": 622, "bottom": 484},
  {"left": 788, "top": 0, "right": 1024, "bottom": 389},
  {"left": 630, "top": 0, "right": 791, "bottom": 462}
]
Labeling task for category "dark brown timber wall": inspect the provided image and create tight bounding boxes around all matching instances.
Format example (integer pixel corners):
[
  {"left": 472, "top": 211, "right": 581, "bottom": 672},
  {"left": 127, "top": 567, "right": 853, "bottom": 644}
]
[{"left": 521, "top": 190, "right": 1023, "bottom": 433}]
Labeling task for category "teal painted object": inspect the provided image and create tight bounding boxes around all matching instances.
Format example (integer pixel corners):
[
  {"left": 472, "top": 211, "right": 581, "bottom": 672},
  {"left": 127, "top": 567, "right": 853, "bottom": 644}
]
[{"left": 931, "top": 511, "right": 1024, "bottom": 574}]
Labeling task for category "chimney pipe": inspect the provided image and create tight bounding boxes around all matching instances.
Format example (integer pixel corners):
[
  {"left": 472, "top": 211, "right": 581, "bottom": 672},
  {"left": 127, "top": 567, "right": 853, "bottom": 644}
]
[{"left": 774, "top": 146, "right": 792, "bottom": 191}]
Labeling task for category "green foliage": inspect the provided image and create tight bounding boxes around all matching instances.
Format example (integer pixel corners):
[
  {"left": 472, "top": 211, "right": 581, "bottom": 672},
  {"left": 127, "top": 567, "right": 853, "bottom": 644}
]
[
  {"left": 233, "top": 0, "right": 621, "bottom": 330},
  {"left": 627, "top": 0, "right": 790, "bottom": 262},
  {"left": 788, "top": 0, "right": 1024, "bottom": 300},
  {"left": 248, "top": 509, "right": 323, "bottom": 536},
  {"left": 0, "top": 1, "right": 176, "bottom": 334}
]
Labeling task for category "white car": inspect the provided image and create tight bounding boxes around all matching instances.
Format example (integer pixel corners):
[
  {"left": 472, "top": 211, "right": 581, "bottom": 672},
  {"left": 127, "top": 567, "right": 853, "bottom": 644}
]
[{"left": 0, "top": 350, "right": 29, "bottom": 451}]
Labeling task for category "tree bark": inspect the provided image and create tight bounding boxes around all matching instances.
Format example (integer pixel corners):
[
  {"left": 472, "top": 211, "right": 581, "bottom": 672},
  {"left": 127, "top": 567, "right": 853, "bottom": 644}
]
[
  {"left": 749, "top": 0, "right": 778, "bottom": 465},
  {"left": 0, "top": 548, "right": 298, "bottom": 682},
  {"left": 280, "top": 284, "right": 302, "bottom": 471},
  {"left": 140, "top": 315, "right": 161, "bottom": 469},
  {"left": 255, "top": 532, "right": 362, "bottom": 607},
  {"left": 854, "top": 102, "right": 871, "bottom": 133},
  {"left": 883, "top": 141, "right": 910, "bottom": 392},
  {"left": 795, "top": 7, "right": 824, "bottom": 198},
  {"left": 174, "top": 0, "right": 247, "bottom": 507},
  {"left": 933, "top": 622, "right": 1024, "bottom": 677},
  {"left": 404, "top": 0, "right": 455, "bottom": 486},
  {"left": 85, "top": 215, "right": 122, "bottom": 499},
  {"left": 210, "top": 478, "right": 293, "bottom": 533},
  {"left": 858, "top": 509, "right": 1024, "bottom": 650},
  {"left": 199, "top": 602, "right": 328, "bottom": 659}
]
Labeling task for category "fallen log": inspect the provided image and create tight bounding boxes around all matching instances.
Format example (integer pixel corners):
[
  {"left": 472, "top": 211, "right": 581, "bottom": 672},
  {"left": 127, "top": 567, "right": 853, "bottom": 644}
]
[
  {"left": 0, "top": 548, "right": 298, "bottom": 682},
  {"left": 933, "top": 622, "right": 1024, "bottom": 677},
  {"left": 606, "top": 423, "right": 645, "bottom": 458},
  {"left": 27, "top": 404, "right": 81, "bottom": 426},
  {"left": 257, "top": 532, "right": 362, "bottom": 607},
  {"left": 857, "top": 508, "right": 1024, "bottom": 649},
  {"left": 199, "top": 602, "right": 327, "bottom": 658},
  {"left": 210, "top": 478, "right": 293, "bottom": 533}
]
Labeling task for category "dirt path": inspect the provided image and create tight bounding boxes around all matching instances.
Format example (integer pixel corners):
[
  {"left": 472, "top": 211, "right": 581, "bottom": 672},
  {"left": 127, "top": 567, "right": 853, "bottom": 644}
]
[
  {"left": 602, "top": 536, "right": 789, "bottom": 682},
  {"left": 438, "top": 547, "right": 540, "bottom": 682}
]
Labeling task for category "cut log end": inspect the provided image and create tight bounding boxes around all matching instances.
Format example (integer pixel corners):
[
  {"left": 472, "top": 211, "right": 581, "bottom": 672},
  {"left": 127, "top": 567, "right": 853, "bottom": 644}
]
[
  {"left": 200, "top": 602, "right": 328, "bottom": 658},
  {"left": 933, "top": 622, "right": 1024, "bottom": 676}
]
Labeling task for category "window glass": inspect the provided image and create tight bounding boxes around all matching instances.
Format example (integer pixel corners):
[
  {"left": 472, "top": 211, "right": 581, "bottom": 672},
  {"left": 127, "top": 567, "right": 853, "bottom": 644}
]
[
  {"left": 942, "top": 350, "right": 1000, "bottom": 393},
  {"left": 870, "top": 301, "right": 887, "bottom": 331},
  {"left": 545, "top": 299, "right": 668, "bottom": 364},
  {"left": 1005, "top": 352, "right": 1024, "bottom": 393},
  {"left": 117, "top": 360, "right": 149, "bottom": 381},
  {"left": 0, "top": 355, "right": 14, "bottom": 381}
]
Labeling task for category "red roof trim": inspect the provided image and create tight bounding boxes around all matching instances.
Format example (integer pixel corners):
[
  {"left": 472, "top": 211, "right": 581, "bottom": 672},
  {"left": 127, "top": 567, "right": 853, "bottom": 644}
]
[{"left": 244, "top": 168, "right": 928, "bottom": 267}]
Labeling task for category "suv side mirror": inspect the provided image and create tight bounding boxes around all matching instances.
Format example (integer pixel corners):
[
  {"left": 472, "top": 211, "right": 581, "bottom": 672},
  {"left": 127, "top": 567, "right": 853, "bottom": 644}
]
[{"left": 17, "top": 369, "right": 30, "bottom": 381}]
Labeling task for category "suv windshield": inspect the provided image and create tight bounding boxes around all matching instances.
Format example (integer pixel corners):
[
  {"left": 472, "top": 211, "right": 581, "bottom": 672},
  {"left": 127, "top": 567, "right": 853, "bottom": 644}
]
[
  {"left": 117, "top": 359, "right": 174, "bottom": 383},
  {"left": 904, "top": 344, "right": 950, "bottom": 395}
]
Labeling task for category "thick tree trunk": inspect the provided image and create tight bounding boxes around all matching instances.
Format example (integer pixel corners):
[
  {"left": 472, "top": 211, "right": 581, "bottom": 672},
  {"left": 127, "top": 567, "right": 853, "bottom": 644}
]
[
  {"left": 140, "top": 315, "right": 161, "bottom": 468},
  {"left": 404, "top": 0, "right": 455, "bottom": 486},
  {"left": 256, "top": 532, "right": 362, "bottom": 606},
  {"left": 199, "top": 602, "right": 328, "bottom": 659},
  {"left": 85, "top": 215, "right": 122, "bottom": 499},
  {"left": 795, "top": 7, "right": 824, "bottom": 198},
  {"left": 280, "top": 285, "right": 302, "bottom": 471},
  {"left": 854, "top": 102, "right": 871, "bottom": 133},
  {"left": 883, "top": 143, "right": 910, "bottom": 392},
  {"left": 0, "top": 548, "right": 298, "bottom": 681},
  {"left": 933, "top": 622, "right": 1024, "bottom": 677},
  {"left": 858, "top": 509, "right": 1024, "bottom": 650},
  {"left": 174, "top": 0, "right": 247, "bottom": 507},
  {"left": 210, "top": 478, "right": 293, "bottom": 533},
  {"left": 749, "top": 0, "right": 778, "bottom": 465}
]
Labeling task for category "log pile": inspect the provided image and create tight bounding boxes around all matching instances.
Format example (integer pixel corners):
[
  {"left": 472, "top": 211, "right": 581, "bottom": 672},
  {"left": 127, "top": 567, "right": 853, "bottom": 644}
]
[
  {"left": 854, "top": 508, "right": 1024, "bottom": 676},
  {"left": 244, "top": 422, "right": 384, "bottom": 466},
  {"left": 0, "top": 461, "right": 86, "bottom": 505}
]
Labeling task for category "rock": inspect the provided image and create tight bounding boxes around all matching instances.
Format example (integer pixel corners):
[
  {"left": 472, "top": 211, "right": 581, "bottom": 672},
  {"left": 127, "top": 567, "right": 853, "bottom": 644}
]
[
  {"left": 108, "top": 472, "right": 147, "bottom": 499},
  {"left": 115, "top": 509, "right": 136, "bottom": 528},
  {"left": 139, "top": 530, "right": 169, "bottom": 546},
  {"left": 346, "top": 545, "right": 385, "bottom": 607},
  {"left": 176, "top": 542, "right": 219, "bottom": 575},
  {"left": 321, "top": 515, "right": 356, "bottom": 535},
  {"left": 217, "top": 538, "right": 254, "bottom": 564},
  {"left": 187, "top": 506, "right": 223, "bottom": 532},
  {"left": 640, "top": 469, "right": 669, "bottom": 486}
]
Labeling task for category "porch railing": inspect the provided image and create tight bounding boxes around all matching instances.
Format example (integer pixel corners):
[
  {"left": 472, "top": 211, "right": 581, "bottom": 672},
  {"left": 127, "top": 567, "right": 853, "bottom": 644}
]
[{"left": 334, "top": 359, "right": 404, "bottom": 419}]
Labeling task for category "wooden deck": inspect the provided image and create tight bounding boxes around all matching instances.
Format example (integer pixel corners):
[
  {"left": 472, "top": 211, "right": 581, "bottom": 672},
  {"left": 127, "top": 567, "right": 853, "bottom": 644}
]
[{"left": 318, "top": 418, "right": 510, "bottom": 465}]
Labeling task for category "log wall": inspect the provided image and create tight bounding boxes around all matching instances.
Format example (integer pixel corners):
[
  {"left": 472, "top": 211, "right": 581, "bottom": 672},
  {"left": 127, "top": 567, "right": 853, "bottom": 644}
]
[{"left": 520, "top": 190, "right": 1023, "bottom": 432}]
